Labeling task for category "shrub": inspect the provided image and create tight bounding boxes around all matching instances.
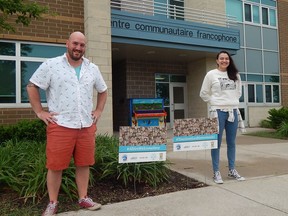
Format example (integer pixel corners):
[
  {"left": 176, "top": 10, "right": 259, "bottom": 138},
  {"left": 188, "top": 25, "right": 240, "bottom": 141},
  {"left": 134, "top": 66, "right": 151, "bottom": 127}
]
[
  {"left": 14, "top": 119, "right": 46, "bottom": 142},
  {"left": 259, "top": 119, "right": 273, "bottom": 128},
  {"left": 267, "top": 107, "right": 288, "bottom": 129},
  {"left": 0, "top": 124, "right": 15, "bottom": 145},
  {"left": 276, "top": 121, "right": 288, "bottom": 137},
  {"left": 0, "top": 140, "right": 47, "bottom": 203},
  {"left": 94, "top": 134, "right": 171, "bottom": 188},
  {"left": 0, "top": 124, "right": 171, "bottom": 203},
  {"left": 0, "top": 119, "right": 46, "bottom": 145},
  {"left": 0, "top": 140, "right": 84, "bottom": 203}
]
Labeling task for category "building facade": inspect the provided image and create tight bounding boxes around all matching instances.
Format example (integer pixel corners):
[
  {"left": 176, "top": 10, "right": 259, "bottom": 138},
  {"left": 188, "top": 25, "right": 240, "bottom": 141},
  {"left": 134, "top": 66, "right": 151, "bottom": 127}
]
[{"left": 0, "top": 0, "right": 286, "bottom": 134}]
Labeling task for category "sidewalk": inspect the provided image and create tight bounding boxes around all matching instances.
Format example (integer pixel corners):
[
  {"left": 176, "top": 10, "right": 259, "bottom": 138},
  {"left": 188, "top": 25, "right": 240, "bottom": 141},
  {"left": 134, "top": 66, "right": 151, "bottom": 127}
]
[{"left": 58, "top": 128, "right": 288, "bottom": 216}]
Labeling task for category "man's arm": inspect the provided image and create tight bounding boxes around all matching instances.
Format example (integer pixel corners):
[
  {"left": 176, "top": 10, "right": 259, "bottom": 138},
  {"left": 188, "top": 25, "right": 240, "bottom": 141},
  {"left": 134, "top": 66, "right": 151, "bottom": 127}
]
[
  {"left": 26, "top": 82, "right": 43, "bottom": 116},
  {"left": 26, "top": 82, "right": 57, "bottom": 124},
  {"left": 92, "top": 90, "right": 108, "bottom": 123}
]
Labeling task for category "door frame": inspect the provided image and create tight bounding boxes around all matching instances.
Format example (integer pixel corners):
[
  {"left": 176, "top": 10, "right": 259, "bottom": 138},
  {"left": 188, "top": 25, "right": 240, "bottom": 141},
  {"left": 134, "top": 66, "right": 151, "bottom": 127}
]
[{"left": 169, "top": 82, "right": 188, "bottom": 128}]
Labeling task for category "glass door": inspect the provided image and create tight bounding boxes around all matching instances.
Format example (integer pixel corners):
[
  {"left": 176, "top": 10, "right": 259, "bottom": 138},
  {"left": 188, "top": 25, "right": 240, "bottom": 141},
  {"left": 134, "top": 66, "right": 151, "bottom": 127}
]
[{"left": 169, "top": 83, "right": 187, "bottom": 128}]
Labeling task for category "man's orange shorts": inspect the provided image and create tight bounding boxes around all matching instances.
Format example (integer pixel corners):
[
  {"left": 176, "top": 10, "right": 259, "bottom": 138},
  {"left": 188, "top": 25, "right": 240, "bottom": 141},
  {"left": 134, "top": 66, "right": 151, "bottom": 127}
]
[{"left": 46, "top": 123, "right": 97, "bottom": 170}]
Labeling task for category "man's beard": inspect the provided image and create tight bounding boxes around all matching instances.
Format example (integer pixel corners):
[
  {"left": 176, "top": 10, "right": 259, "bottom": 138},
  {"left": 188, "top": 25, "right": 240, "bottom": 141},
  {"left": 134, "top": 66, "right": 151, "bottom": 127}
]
[{"left": 68, "top": 49, "right": 84, "bottom": 61}]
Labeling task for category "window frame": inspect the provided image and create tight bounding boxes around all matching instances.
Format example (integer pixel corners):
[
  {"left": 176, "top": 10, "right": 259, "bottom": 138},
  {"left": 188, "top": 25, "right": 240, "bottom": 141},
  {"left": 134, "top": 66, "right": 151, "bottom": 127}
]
[
  {"left": 243, "top": 2, "right": 277, "bottom": 28},
  {"left": 247, "top": 82, "right": 280, "bottom": 104},
  {"left": 0, "top": 40, "right": 65, "bottom": 108}
]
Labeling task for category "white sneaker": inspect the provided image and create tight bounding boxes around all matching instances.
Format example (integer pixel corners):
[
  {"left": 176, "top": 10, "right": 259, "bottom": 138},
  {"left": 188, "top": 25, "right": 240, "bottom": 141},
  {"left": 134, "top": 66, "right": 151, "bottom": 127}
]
[
  {"left": 213, "top": 171, "right": 223, "bottom": 184},
  {"left": 228, "top": 169, "right": 245, "bottom": 181}
]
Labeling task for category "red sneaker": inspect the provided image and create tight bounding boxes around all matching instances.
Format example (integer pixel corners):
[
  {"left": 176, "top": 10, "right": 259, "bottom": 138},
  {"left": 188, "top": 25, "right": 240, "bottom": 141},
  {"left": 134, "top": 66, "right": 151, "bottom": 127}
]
[
  {"left": 42, "top": 201, "right": 58, "bottom": 216},
  {"left": 78, "top": 196, "right": 101, "bottom": 210}
]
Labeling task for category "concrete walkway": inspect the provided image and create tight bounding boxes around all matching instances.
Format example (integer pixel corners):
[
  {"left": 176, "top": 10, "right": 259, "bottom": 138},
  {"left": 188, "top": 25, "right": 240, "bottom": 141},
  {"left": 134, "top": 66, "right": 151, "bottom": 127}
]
[{"left": 58, "top": 128, "right": 288, "bottom": 216}]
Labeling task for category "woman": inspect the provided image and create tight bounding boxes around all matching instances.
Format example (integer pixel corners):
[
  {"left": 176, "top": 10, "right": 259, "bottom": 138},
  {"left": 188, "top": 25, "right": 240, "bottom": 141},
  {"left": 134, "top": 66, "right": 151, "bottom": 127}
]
[{"left": 200, "top": 50, "right": 245, "bottom": 184}]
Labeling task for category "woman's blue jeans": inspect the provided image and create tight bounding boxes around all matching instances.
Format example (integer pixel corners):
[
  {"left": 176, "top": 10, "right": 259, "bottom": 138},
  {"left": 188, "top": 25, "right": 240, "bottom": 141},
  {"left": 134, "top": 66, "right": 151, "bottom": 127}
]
[{"left": 211, "top": 109, "right": 238, "bottom": 172}]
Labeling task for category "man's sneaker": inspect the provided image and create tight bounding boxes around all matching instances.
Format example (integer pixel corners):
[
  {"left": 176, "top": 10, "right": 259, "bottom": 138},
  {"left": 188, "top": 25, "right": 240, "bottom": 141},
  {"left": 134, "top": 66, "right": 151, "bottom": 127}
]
[
  {"left": 213, "top": 171, "right": 224, "bottom": 184},
  {"left": 228, "top": 169, "right": 245, "bottom": 181},
  {"left": 42, "top": 201, "right": 58, "bottom": 216},
  {"left": 79, "top": 196, "right": 102, "bottom": 210}
]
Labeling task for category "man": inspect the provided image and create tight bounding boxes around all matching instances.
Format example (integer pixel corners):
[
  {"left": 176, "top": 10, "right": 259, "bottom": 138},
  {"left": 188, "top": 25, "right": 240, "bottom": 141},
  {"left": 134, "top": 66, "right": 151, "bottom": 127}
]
[{"left": 26, "top": 31, "right": 108, "bottom": 216}]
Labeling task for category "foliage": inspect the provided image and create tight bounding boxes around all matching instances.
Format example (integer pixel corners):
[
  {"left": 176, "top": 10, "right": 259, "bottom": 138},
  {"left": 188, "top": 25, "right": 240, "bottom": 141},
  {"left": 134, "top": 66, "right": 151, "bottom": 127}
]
[
  {"left": 0, "top": 125, "right": 171, "bottom": 204},
  {"left": 243, "top": 130, "right": 285, "bottom": 139},
  {"left": 267, "top": 107, "right": 288, "bottom": 129},
  {"left": 94, "top": 135, "right": 171, "bottom": 187},
  {"left": 0, "top": 139, "right": 88, "bottom": 204},
  {"left": 276, "top": 121, "right": 288, "bottom": 137},
  {"left": 0, "top": 133, "right": 171, "bottom": 204},
  {"left": 258, "top": 119, "right": 273, "bottom": 128},
  {"left": 0, "top": 119, "right": 46, "bottom": 145},
  {"left": 0, "top": 124, "right": 14, "bottom": 144},
  {"left": 0, "top": 0, "right": 49, "bottom": 32},
  {"left": 0, "top": 140, "right": 47, "bottom": 203}
]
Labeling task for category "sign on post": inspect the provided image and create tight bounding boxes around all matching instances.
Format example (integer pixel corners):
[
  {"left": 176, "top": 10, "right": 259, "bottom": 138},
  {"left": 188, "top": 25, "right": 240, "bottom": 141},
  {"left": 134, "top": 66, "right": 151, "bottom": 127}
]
[
  {"left": 119, "top": 126, "right": 167, "bottom": 163},
  {"left": 173, "top": 118, "right": 218, "bottom": 151}
]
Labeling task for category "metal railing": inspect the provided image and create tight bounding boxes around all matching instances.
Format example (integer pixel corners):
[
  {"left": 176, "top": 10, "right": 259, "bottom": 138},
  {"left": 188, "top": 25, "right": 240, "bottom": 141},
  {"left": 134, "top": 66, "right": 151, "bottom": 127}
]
[{"left": 111, "top": 0, "right": 237, "bottom": 28}]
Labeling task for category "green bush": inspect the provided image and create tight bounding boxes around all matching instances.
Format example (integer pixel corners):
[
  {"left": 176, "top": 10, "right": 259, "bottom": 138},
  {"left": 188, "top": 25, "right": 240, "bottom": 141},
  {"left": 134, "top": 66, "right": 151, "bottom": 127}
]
[
  {"left": 0, "top": 140, "right": 86, "bottom": 203},
  {"left": 0, "top": 119, "right": 46, "bottom": 145},
  {"left": 94, "top": 135, "right": 171, "bottom": 187},
  {"left": 0, "top": 140, "right": 47, "bottom": 203},
  {"left": 14, "top": 119, "right": 46, "bottom": 142},
  {"left": 0, "top": 123, "right": 171, "bottom": 204},
  {"left": 276, "top": 121, "right": 288, "bottom": 137},
  {"left": 0, "top": 124, "right": 15, "bottom": 144},
  {"left": 267, "top": 107, "right": 288, "bottom": 129},
  {"left": 259, "top": 119, "right": 273, "bottom": 128}
]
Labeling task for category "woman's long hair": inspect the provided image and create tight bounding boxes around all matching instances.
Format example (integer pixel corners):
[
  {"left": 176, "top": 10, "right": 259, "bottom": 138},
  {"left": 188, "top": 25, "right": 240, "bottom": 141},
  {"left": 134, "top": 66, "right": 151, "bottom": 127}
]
[{"left": 216, "top": 50, "right": 239, "bottom": 81}]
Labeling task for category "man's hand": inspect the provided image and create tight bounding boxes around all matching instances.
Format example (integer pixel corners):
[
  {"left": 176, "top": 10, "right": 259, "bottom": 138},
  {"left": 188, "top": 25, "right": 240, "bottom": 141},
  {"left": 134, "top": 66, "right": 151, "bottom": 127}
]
[
  {"left": 91, "top": 110, "right": 101, "bottom": 124},
  {"left": 37, "top": 110, "right": 58, "bottom": 125}
]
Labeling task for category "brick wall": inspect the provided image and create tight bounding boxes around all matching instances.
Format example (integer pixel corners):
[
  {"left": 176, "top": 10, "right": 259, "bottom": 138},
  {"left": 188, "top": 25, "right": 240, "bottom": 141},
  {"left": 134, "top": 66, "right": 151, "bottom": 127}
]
[
  {"left": 126, "top": 60, "right": 187, "bottom": 98},
  {"left": 0, "top": 0, "right": 84, "bottom": 125},
  {"left": 112, "top": 59, "right": 187, "bottom": 130},
  {"left": 0, "top": 108, "right": 36, "bottom": 125},
  {"left": 0, "top": 0, "right": 84, "bottom": 44},
  {"left": 278, "top": 0, "right": 288, "bottom": 106}
]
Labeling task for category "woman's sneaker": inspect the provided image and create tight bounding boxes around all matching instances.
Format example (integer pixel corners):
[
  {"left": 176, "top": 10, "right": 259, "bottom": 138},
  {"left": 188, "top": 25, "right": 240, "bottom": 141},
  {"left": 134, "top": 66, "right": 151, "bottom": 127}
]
[
  {"left": 213, "top": 171, "right": 224, "bottom": 184},
  {"left": 42, "top": 201, "right": 58, "bottom": 216},
  {"left": 79, "top": 196, "right": 102, "bottom": 210},
  {"left": 228, "top": 169, "right": 245, "bottom": 181}
]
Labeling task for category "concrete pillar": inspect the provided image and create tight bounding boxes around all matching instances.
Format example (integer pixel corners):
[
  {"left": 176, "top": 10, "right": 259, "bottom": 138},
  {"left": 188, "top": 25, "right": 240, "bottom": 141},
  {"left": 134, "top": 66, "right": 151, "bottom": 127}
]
[{"left": 84, "top": 0, "right": 113, "bottom": 135}]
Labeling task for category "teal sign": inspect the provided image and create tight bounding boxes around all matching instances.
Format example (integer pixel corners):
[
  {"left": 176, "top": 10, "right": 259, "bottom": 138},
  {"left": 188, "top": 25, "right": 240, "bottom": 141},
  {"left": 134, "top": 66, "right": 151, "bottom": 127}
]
[{"left": 111, "top": 11, "right": 240, "bottom": 51}]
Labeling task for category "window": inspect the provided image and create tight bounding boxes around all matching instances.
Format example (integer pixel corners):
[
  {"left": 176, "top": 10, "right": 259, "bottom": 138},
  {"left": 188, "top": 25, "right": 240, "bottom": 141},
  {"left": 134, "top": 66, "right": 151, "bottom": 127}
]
[
  {"left": 0, "top": 41, "right": 66, "bottom": 105},
  {"left": 248, "top": 83, "right": 280, "bottom": 104},
  {"left": 253, "top": 5, "right": 260, "bottom": 23},
  {"left": 273, "top": 85, "right": 280, "bottom": 103},
  {"left": 244, "top": 3, "right": 252, "bottom": 22},
  {"left": 265, "top": 84, "right": 280, "bottom": 103},
  {"left": 0, "top": 42, "right": 15, "bottom": 56},
  {"left": 262, "top": 7, "right": 268, "bottom": 25},
  {"left": 244, "top": 3, "right": 260, "bottom": 24},
  {"left": 248, "top": 84, "right": 255, "bottom": 102},
  {"left": 0, "top": 60, "right": 16, "bottom": 103},
  {"left": 256, "top": 84, "right": 263, "bottom": 103},
  {"left": 269, "top": 8, "right": 276, "bottom": 26},
  {"left": 243, "top": 2, "right": 276, "bottom": 27}
]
